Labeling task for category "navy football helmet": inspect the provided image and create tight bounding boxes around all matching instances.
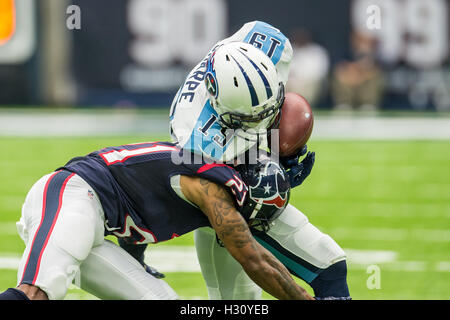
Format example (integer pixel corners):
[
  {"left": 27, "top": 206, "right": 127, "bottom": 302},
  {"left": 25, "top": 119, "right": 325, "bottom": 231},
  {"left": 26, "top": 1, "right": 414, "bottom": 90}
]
[{"left": 236, "top": 159, "right": 291, "bottom": 232}]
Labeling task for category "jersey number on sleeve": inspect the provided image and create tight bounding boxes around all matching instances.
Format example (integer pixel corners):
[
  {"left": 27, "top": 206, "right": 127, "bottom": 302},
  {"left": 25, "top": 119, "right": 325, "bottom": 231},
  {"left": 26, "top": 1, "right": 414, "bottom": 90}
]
[
  {"left": 248, "top": 32, "right": 282, "bottom": 59},
  {"left": 99, "top": 144, "right": 178, "bottom": 166},
  {"left": 225, "top": 175, "right": 247, "bottom": 207}
]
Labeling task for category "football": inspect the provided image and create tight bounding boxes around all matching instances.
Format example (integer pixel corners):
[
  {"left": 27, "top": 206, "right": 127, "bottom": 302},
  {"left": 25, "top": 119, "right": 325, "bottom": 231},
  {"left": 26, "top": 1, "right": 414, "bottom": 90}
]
[{"left": 278, "top": 92, "right": 314, "bottom": 157}]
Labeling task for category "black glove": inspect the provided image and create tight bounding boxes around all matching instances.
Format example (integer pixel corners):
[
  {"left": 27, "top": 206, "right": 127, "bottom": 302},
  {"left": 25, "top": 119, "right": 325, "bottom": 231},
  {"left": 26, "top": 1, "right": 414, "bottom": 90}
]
[
  {"left": 280, "top": 145, "right": 308, "bottom": 168},
  {"left": 280, "top": 145, "right": 315, "bottom": 188},
  {"left": 143, "top": 264, "right": 166, "bottom": 279},
  {"left": 118, "top": 238, "right": 166, "bottom": 279}
]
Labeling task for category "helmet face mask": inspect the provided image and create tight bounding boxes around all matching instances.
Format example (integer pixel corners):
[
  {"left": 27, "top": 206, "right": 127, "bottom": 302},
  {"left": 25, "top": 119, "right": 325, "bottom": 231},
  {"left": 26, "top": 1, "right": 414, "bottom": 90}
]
[
  {"left": 217, "top": 82, "right": 285, "bottom": 132},
  {"left": 205, "top": 42, "right": 285, "bottom": 133}
]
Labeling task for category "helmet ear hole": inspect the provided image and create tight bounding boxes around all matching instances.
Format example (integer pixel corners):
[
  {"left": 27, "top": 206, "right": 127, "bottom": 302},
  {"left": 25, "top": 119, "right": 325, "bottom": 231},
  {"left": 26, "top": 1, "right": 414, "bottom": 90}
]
[
  {"left": 226, "top": 55, "right": 230, "bottom": 61},
  {"left": 233, "top": 77, "right": 239, "bottom": 87},
  {"left": 260, "top": 62, "right": 268, "bottom": 71}
]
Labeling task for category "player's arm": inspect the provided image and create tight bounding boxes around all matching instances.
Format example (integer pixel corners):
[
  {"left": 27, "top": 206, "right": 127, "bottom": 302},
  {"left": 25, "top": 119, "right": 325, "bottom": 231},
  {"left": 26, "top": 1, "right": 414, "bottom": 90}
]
[{"left": 180, "top": 175, "right": 314, "bottom": 300}]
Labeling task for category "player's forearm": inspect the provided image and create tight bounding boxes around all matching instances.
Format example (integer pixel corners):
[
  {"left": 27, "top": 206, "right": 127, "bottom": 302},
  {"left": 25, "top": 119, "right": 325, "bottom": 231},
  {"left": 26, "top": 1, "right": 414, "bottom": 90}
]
[
  {"left": 183, "top": 176, "right": 313, "bottom": 300},
  {"left": 243, "top": 249, "right": 314, "bottom": 300}
]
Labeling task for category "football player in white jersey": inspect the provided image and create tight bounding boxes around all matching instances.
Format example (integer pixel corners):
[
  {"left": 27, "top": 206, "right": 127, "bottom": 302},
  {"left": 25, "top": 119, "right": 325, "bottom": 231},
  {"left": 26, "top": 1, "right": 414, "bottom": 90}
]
[{"left": 167, "top": 21, "right": 351, "bottom": 300}]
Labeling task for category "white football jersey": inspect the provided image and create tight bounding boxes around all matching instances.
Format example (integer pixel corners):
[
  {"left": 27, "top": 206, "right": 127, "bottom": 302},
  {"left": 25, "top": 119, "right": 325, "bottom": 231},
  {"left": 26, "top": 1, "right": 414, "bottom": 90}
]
[{"left": 169, "top": 21, "right": 293, "bottom": 162}]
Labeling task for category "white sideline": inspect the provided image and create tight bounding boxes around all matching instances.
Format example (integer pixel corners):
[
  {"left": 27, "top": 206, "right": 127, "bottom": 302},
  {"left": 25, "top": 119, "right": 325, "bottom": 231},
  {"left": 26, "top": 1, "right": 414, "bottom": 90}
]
[
  {"left": 313, "top": 116, "right": 450, "bottom": 140},
  {"left": 1, "top": 110, "right": 450, "bottom": 139}
]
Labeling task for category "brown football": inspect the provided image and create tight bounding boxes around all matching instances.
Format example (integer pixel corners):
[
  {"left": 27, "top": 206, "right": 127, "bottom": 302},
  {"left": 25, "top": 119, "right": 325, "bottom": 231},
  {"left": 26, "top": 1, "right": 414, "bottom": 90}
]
[{"left": 278, "top": 92, "right": 314, "bottom": 157}]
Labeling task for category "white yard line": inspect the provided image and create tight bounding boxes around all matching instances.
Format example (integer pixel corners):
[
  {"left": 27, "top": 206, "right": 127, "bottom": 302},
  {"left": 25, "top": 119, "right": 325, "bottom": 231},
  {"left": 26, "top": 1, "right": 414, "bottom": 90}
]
[
  {"left": 0, "top": 222, "right": 19, "bottom": 235},
  {"left": 0, "top": 254, "right": 22, "bottom": 269},
  {"left": 2, "top": 222, "right": 449, "bottom": 242},
  {"left": 1, "top": 246, "right": 449, "bottom": 273},
  {"left": 321, "top": 227, "right": 450, "bottom": 243},
  {"left": 344, "top": 248, "right": 398, "bottom": 265},
  {"left": 144, "top": 246, "right": 200, "bottom": 273}
]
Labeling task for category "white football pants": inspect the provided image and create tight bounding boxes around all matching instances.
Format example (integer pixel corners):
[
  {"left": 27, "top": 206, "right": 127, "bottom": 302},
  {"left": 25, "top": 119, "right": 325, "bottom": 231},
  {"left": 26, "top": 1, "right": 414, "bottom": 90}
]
[
  {"left": 194, "top": 204, "right": 347, "bottom": 299},
  {"left": 16, "top": 171, "right": 177, "bottom": 300}
]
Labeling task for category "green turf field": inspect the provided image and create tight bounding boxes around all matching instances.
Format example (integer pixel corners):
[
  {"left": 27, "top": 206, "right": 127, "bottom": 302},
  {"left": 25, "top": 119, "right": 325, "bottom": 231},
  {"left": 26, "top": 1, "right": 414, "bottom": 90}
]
[{"left": 0, "top": 136, "right": 449, "bottom": 299}]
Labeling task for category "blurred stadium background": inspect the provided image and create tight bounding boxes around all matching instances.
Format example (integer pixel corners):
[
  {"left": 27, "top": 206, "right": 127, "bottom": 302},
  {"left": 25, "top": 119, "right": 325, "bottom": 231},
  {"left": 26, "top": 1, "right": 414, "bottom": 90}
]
[{"left": 0, "top": 0, "right": 449, "bottom": 299}]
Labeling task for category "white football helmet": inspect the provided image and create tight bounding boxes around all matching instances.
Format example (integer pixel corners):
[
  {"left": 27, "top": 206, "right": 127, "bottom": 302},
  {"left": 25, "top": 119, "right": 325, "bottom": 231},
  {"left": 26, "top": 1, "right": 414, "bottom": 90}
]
[{"left": 204, "top": 42, "right": 285, "bottom": 132}]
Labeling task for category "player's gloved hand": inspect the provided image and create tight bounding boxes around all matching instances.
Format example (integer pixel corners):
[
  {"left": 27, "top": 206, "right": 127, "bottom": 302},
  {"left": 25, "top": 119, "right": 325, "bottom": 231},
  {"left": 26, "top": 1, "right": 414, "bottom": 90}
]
[
  {"left": 280, "top": 145, "right": 308, "bottom": 168},
  {"left": 280, "top": 145, "right": 315, "bottom": 188},
  {"left": 118, "top": 238, "right": 166, "bottom": 279},
  {"left": 143, "top": 264, "right": 166, "bottom": 279}
]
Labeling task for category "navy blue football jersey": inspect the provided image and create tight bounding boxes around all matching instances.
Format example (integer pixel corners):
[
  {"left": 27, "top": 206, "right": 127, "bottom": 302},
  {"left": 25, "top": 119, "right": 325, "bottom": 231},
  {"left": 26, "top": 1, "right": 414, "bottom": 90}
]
[{"left": 60, "top": 141, "right": 248, "bottom": 244}]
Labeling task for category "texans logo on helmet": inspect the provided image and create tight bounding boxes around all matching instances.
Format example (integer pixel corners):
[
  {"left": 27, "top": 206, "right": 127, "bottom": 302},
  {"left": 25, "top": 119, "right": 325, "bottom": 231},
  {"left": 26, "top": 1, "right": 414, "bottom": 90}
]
[
  {"left": 249, "top": 162, "right": 289, "bottom": 209},
  {"left": 262, "top": 193, "right": 288, "bottom": 209}
]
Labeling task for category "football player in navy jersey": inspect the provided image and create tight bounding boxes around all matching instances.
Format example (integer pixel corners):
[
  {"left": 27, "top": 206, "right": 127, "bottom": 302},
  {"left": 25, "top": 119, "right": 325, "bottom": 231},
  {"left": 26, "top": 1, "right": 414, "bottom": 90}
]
[{"left": 0, "top": 141, "right": 313, "bottom": 300}]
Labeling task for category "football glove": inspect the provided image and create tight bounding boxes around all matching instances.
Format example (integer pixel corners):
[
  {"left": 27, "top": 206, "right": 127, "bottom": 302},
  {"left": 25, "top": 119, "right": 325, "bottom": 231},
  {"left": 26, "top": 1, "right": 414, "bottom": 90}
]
[
  {"left": 280, "top": 145, "right": 315, "bottom": 189},
  {"left": 143, "top": 264, "right": 166, "bottom": 279},
  {"left": 280, "top": 145, "right": 308, "bottom": 168}
]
